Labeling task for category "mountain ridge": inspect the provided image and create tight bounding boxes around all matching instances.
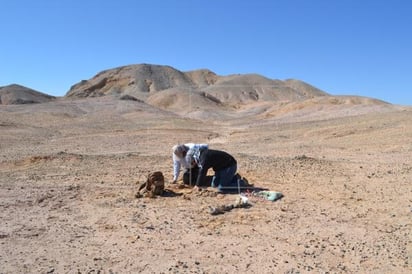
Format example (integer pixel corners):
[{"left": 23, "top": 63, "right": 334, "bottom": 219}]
[
  {"left": 65, "top": 64, "right": 329, "bottom": 106},
  {"left": 1, "top": 64, "right": 392, "bottom": 118}
]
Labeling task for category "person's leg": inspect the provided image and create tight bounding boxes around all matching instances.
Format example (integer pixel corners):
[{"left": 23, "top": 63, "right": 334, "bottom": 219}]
[
  {"left": 190, "top": 166, "right": 199, "bottom": 184},
  {"left": 183, "top": 169, "right": 190, "bottom": 184},
  {"left": 215, "top": 164, "right": 237, "bottom": 191},
  {"left": 211, "top": 175, "right": 218, "bottom": 188},
  {"left": 183, "top": 166, "right": 199, "bottom": 185}
]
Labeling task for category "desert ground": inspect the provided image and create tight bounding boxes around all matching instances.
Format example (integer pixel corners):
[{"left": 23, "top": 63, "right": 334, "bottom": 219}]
[{"left": 1, "top": 93, "right": 411, "bottom": 273}]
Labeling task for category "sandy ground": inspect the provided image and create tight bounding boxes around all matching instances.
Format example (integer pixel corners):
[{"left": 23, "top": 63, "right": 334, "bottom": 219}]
[{"left": 0, "top": 97, "right": 411, "bottom": 273}]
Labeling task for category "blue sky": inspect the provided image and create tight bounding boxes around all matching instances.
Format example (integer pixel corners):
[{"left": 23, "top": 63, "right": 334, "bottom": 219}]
[{"left": 1, "top": 0, "right": 411, "bottom": 105}]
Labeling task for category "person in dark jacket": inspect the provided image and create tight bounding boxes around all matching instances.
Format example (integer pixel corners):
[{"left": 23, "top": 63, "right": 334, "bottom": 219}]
[{"left": 188, "top": 148, "right": 245, "bottom": 192}]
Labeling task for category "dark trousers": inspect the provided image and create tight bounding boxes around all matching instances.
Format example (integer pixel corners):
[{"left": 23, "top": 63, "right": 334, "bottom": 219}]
[
  {"left": 183, "top": 166, "right": 199, "bottom": 185},
  {"left": 211, "top": 164, "right": 237, "bottom": 190}
]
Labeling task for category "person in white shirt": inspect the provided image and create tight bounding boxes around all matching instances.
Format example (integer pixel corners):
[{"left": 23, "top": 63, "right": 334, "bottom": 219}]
[{"left": 172, "top": 143, "right": 208, "bottom": 184}]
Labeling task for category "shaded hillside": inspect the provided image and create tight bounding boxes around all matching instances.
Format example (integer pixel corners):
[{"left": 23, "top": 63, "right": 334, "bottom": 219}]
[
  {"left": 201, "top": 75, "right": 327, "bottom": 107},
  {"left": 0, "top": 84, "right": 55, "bottom": 105},
  {"left": 65, "top": 64, "right": 329, "bottom": 110},
  {"left": 250, "top": 95, "right": 394, "bottom": 125}
]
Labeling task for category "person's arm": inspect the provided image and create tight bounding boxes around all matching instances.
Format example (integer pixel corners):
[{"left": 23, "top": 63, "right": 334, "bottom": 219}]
[
  {"left": 195, "top": 153, "right": 208, "bottom": 187},
  {"left": 180, "top": 155, "right": 191, "bottom": 169},
  {"left": 194, "top": 167, "right": 203, "bottom": 186},
  {"left": 172, "top": 153, "right": 181, "bottom": 183}
]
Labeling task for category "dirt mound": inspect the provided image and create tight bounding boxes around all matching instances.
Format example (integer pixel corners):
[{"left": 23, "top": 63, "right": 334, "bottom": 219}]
[
  {"left": 0, "top": 84, "right": 55, "bottom": 105},
  {"left": 145, "top": 86, "right": 231, "bottom": 118},
  {"left": 250, "top": 95, "right": 395, "bottom": 123}
]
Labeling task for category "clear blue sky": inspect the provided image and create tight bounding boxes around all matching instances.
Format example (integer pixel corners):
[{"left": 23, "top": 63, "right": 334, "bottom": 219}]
[{"left": 1, "top": 0, "right": 411, "bottom": 105}]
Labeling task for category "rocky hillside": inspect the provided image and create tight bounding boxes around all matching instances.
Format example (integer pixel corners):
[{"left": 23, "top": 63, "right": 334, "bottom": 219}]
[
  {"left": 65, "top": 64, "right": 329, "bottom": 108},
  {"left": 0, "top": 84, "right": 55, "bottom": 105}
]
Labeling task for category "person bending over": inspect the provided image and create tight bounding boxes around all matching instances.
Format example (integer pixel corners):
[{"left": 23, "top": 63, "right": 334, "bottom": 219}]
[
  {"left": 172, "top": 143, "right": 208, "bottom": 184},
  {"left": 188, "top": 148, "right": 246, "bottom": 192}
]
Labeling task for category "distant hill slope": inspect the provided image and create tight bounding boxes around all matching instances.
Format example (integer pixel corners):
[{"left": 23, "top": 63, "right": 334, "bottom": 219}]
[
  {"left": 0, "top": 84, "right": 55, "bottom": 105},
  {"left": 65, "top": 64, "right": 330, "bottom": 110}
]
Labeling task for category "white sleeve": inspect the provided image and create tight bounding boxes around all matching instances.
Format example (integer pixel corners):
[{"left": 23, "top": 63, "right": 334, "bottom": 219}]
[{"left": 173, "top": 153, "right": 181, "bottom": 181}]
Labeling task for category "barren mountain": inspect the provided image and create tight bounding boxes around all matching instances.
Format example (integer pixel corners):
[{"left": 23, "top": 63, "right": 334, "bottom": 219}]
[
  {"left": 0, "top": 84, "right": 55, "bottom": 105},
  {"left": 66, "top": 64, "right": 329, "bottom": 108},
  {"left": 64, "top": 63, "right": 398, "bottom": 122}
]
